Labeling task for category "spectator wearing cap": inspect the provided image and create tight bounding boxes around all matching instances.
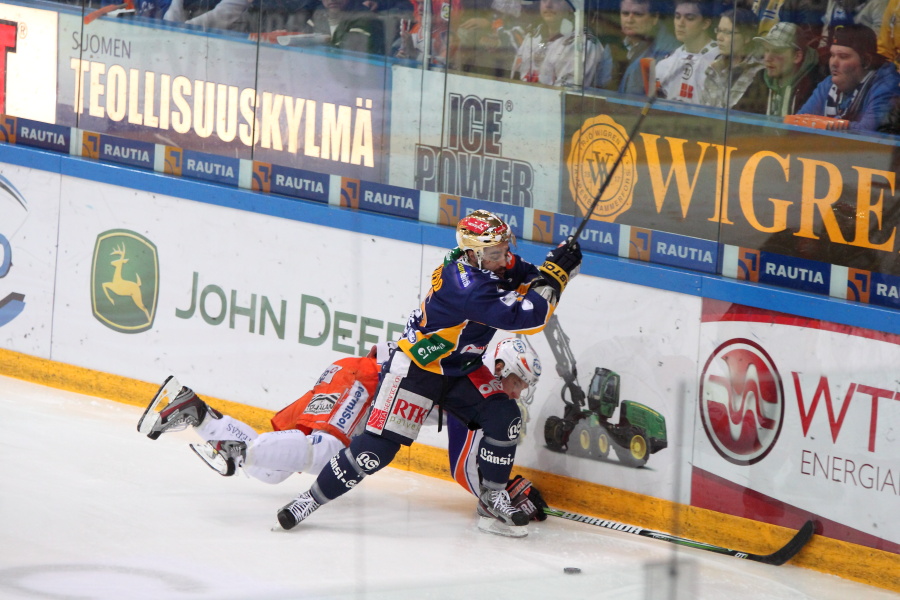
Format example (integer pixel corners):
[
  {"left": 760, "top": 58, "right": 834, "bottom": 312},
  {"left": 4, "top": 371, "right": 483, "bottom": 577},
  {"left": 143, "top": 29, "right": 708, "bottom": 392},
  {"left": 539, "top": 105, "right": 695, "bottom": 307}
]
[
  {"left": 798, "top": 23, "right": 900, "bottom": 131},
  {"left": 700, "top": 8, "right": 768, "bottom": 110},
  {"left": 747, "top": 21, "right": 824, "bottom": 115},
  {"left": 616, "top": 0, "right": 680, "bottom": 94}
]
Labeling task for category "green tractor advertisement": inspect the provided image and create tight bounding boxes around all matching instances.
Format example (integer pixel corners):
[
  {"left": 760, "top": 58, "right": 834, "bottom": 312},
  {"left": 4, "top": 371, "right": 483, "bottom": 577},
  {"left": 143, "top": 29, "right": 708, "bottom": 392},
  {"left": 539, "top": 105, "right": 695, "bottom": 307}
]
[{"left": 540, "top": 315, "right": 668, "bottom": 467}]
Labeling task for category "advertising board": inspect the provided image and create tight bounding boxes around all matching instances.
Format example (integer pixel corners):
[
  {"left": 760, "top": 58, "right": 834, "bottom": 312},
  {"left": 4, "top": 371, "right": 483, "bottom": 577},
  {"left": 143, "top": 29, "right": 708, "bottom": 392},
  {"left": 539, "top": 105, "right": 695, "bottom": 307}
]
[
  {"left": 51, "top": 175, "right": 422, "bottom": 410},
  {"left": 695, "top": 299, "right": 900, "bottom": 552},
  {"left": 0, "top": 162, "right": 60, "bottom": 357}
]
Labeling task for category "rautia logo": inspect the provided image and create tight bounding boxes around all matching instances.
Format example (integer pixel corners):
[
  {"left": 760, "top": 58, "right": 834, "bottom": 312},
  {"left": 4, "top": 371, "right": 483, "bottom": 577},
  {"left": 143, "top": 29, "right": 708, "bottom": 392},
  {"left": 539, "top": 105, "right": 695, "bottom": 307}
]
[
  {"left": 699, "top": 339, "right": 785, "bottom": 465},
  {"left": 91, "top": 230, "right": 159, "bottom": 333},
  {"left": 0, "top": 173, "right": 27, "bottom": 327}
]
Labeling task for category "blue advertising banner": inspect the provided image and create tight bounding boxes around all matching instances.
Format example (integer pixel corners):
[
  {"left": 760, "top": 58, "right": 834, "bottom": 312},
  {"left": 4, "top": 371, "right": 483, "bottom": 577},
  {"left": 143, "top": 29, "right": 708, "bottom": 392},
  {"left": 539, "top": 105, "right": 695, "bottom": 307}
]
[
  {"left": 649, "top": 231, "right": 719, "bottom": 274},
  {"left": 165, "top": 147, "right": 240, "bottom": 187},
  {"left": 438, "top": 194, "right": 526, "bottom": 240},
  {"left": 83, "top": 131, "right": 154, "bottom": 170},
  {"left": 56, "top": 15, "right": 389, "bottom": 182},
  {"left": 351, "top": 180, "right": 419, "bottom": 219},
  {"left": 758, "top": 251, "right": 831, "bottom": 295},
  {"left": 0, "top": 116, "right": 70, "bottom": 153}
]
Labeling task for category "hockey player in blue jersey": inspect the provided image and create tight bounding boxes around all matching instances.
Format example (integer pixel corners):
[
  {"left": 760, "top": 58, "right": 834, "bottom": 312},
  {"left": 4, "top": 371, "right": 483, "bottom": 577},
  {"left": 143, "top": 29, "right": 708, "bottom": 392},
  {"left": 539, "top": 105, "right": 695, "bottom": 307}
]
[{"left": 275, "top": 209, "right": 582, "bottom": 537}]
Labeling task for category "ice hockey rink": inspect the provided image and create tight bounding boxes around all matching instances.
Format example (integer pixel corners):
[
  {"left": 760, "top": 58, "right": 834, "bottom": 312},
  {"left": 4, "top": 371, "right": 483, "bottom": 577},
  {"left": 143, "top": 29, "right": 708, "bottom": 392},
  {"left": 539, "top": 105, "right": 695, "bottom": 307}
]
[{"left": 1, "top": 375, "right": 896, "bottom": 600}]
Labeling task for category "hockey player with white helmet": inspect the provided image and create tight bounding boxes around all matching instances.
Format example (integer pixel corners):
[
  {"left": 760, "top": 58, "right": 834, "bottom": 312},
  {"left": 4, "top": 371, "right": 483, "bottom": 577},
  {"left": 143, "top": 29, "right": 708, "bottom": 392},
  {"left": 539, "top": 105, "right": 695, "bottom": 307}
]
[
  {"left": 137, "top": 336, "right": 550, "bottom": 525},
  {"left": 277, "top": 209, "right": 581, "bottom": 537}
]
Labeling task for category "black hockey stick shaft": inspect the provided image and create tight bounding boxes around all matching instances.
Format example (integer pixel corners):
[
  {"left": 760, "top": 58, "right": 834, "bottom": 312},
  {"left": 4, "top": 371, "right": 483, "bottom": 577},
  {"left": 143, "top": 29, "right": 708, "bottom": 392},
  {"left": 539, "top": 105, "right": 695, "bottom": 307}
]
[
  {"left": 567, "top": 98, "right": 655, "bottom": 247},
  {"left": 545, "top": 508, "right": 815, "bottom": 566}
]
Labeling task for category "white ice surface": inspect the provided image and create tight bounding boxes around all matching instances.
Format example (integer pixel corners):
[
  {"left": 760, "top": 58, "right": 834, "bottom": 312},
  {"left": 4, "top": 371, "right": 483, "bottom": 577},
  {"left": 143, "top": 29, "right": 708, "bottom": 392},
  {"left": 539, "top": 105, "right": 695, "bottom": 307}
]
[{"left": 0, "top": 375, "right": 896, "bottom": 600}]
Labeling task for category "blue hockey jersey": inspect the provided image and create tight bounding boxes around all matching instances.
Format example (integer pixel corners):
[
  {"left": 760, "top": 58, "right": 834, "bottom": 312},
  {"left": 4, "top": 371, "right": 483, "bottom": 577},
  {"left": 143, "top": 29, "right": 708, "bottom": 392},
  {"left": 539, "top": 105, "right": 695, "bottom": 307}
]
[{"left": 397, "top": 253, "right": 554, "bottom": 376}]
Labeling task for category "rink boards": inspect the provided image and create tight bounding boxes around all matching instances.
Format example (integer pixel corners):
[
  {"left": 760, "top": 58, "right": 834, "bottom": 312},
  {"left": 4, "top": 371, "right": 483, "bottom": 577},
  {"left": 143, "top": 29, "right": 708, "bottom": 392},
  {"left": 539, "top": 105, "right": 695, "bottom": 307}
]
[{"left": 0, "top": 145, "right": 898, "bottom": 591}]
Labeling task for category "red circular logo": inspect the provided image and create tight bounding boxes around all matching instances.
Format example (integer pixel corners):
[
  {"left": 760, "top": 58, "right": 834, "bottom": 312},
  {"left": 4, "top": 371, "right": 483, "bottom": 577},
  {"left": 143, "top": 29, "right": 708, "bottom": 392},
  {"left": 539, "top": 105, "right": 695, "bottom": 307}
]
[{"left": 699, "top": 339, "right": 784, "bottom": 465}]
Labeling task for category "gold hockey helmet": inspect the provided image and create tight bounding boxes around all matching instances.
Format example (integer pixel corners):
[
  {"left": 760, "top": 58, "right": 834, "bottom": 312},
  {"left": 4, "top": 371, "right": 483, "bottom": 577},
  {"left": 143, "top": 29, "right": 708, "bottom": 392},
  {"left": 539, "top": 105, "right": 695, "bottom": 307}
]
[{"left": 455, "top": 210, "right": 513, "bottom": 267}]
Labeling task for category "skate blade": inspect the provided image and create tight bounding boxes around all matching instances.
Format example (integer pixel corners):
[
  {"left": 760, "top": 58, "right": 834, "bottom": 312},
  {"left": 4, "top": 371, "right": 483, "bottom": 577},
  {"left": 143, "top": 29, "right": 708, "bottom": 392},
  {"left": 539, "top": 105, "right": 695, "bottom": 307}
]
[
  {"left": 189, "top": 442, "right": 234, "bottom": 476},
  {"left": 137, "top": 375, "right": 181, "bottom": 437},
  {"left": 477, "top": 516, "right": 528, "bottom": 538}
]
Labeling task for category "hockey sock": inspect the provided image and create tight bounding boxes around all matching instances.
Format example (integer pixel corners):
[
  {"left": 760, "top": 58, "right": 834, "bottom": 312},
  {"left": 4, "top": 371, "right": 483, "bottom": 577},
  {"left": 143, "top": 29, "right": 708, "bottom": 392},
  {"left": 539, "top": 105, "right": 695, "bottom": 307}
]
[
  {"left": 311, "top": 432, "right": 400, "bottom": 503},
  {"left": 476, "top": 434, "right": 517, "bottom": 486}
]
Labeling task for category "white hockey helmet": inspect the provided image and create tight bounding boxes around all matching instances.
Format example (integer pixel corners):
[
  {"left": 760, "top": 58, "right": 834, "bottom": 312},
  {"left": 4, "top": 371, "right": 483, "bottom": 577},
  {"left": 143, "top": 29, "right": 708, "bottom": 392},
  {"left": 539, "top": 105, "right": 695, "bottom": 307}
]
[
  {"left": 456, "top": 210, "right": 513, "bottom": 268},
  {"left": 494, "top": 338, "right": 541, "bottom": 387}
]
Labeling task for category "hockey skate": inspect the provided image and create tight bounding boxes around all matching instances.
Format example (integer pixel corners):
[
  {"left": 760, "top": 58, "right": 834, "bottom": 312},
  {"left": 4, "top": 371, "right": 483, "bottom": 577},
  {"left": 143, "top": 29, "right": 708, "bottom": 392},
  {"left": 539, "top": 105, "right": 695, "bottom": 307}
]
[
  {"left": 137, "top": 376, "right": 211, "bottom": 440},
  {"left": 277, "top": 491, "right": 321, "bottom": 530},
  {"left": 190, "top": 440, "right": 246, "bottom": 476},
  {"left": 477, "top": 486, "right": 529, "bottom": 538}
]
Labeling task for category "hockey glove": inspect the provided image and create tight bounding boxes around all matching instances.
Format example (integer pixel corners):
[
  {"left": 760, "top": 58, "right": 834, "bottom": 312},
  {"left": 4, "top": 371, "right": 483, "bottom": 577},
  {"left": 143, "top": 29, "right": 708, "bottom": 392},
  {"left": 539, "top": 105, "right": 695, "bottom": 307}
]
[
  {"left": 536, "top": 237, "right": 582, "bottom": 299},
  {"left": 507, "top": 475, "right": 549, "bottom": 522}
]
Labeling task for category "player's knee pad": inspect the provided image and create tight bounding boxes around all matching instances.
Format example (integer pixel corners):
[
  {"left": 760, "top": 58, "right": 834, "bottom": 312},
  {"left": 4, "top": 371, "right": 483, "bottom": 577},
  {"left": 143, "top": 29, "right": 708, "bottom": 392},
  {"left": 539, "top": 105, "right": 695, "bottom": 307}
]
[{"left": 479, "top": 398, "right": 523, "bottom": 444}]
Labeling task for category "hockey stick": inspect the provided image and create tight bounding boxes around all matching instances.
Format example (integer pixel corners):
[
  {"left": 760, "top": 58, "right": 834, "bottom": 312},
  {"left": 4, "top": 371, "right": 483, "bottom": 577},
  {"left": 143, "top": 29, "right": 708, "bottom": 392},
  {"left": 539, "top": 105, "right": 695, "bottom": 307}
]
[
  {"left": 567, "top": 96, "right": 655, "bottom": 245},
  {"left": 83, "top": 1, "right": 134, "bottom": 25},
  {"left": 545, "top": 507, "right": 816, "bottom": 566},
  {"left": 565, "top": 58, "right": 667, "bottom": 247}
]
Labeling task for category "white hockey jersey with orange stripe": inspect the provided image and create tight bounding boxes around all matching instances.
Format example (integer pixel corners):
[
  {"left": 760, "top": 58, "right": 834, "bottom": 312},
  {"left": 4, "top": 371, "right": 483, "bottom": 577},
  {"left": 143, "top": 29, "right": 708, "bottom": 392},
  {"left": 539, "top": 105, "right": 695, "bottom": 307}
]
[{"left": 271, "top": 356, "right": 381, "bottom": 446}]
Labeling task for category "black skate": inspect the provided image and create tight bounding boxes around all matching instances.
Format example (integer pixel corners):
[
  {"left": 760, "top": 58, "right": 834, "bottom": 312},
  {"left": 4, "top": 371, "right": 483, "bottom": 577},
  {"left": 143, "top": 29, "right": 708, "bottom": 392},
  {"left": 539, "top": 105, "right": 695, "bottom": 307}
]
[
  {"left": 277, "top": 491, "right": 321, "bottom": 530},
  {"left": 477, "top": 485, "right": 529, "bottom": 538},
  {"left": 137, "top": 376, "right": 209, "bottom": 440},
  {"left": 190, "top": 440, "right": 246, "bottom": 476}
]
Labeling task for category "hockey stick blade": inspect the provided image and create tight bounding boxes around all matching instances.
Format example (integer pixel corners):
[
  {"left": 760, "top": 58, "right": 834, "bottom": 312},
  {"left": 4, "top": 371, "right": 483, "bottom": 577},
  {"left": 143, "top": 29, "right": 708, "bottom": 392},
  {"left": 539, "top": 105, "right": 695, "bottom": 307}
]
[{"left": 545, "top": 508, "right": 816, "bottom": 566}]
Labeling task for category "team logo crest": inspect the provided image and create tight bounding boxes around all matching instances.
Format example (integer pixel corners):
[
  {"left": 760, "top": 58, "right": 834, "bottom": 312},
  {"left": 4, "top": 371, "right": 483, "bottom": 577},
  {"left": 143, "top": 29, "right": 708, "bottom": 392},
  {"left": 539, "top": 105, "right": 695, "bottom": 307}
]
[
  {"left": 567, "top": 115, "right": 637, "bottom": 222},
  {"left": 91, "top": 230, "right": 159, "bottom": 333}
]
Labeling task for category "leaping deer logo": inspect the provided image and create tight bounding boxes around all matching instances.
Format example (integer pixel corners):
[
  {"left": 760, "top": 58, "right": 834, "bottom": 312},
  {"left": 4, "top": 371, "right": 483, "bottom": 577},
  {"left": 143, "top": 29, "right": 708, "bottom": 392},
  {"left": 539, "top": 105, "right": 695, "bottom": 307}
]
[{"left": 102, "top": 243, "right": 151, "bottom": 323}]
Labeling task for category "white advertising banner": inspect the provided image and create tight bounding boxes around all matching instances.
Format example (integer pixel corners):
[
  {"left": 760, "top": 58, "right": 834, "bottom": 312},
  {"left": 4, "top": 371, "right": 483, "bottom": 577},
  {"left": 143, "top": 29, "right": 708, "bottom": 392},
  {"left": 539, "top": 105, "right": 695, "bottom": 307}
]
[
  {"left": 515, "top": 276, "right": 701, "bottom": 502},
  {"left": 0, "top": 162, "right": 60, "bottom": 357},
  {"left": 51, "top": 177, "right": 423, "bottom": 411},
  {"left": 388, "top": 67, "right": 564, "bottom": 212},
  {"left": 694, "top": 299, "right": 900, "bottom": 551},
  {"left": 0, "top": 3, "right": 58, "bottom": 123}
]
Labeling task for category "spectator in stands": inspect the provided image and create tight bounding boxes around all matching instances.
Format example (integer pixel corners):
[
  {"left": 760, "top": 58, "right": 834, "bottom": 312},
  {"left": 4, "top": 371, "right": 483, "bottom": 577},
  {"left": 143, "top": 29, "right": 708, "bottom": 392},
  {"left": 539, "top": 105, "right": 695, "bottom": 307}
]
[
  {"left": 879, "top": 94, "right": 900, "bottom": 132},
  {"left": 616, "top": 0, "right": 680, "bottom": 94},
  {"left": 311, "top": 0, "right": 388, "bottom": 54},
  {"left": 164, "top": 0, "right": 254, "bottom": 29},
  {"left": 511, "top": 0, "right": 607, "bottom": 86},
  {"left": 700, "top": 7, "right": 768, "bottom": 109},
  {"left": 391, "top": 0, "right": 456, "bottom": 63},
  {"left": 820, "top": 0, "right": 890, "bottom": 58},
  {"left": 751, "top": 0, "right": 826, "bottom": 41},
  {"left": 654, "top": 0, "right": 719, "bottom": 103},
  {"left": 748, "top": 21, "right": 823, "bottom": 115},
  {"left": 451, "top": 0, "right": 530, "bottom": 77},
  {"left": 798, "top": 23, "right": 900, "bottom": 131},
  {"left": 877, "top": 0, "right": 900, "bottom": 72}
]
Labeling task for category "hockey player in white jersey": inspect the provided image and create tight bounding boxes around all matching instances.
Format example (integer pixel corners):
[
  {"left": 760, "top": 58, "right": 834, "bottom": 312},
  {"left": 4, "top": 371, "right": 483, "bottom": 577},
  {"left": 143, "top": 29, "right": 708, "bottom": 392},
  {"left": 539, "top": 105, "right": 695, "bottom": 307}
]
[{"left": 137, "top": 337, "right": 549, "bottom": 532}]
